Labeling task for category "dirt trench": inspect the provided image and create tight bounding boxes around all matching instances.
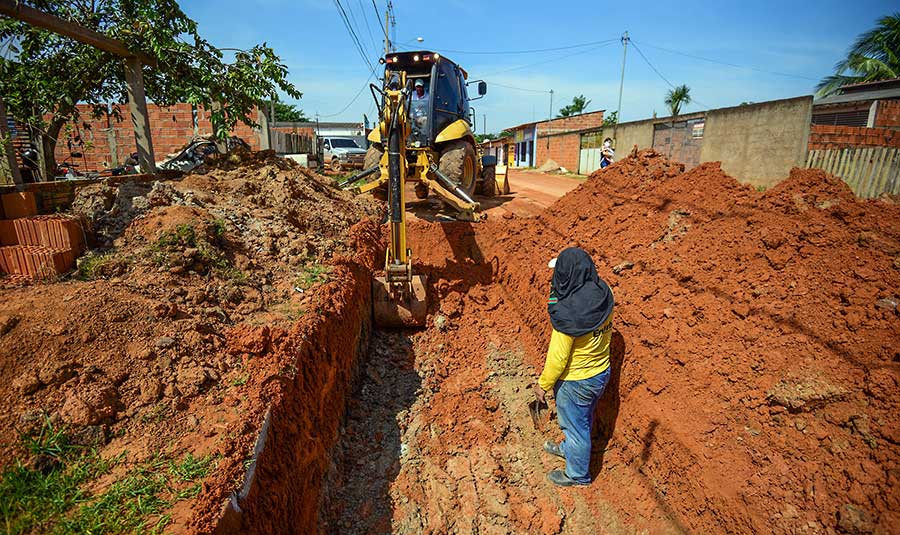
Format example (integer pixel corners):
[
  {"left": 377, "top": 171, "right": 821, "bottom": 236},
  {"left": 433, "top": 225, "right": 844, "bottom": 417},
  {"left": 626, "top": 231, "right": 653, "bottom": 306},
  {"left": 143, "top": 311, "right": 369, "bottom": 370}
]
[{"left": 316, "top": 222, "right": 682, "bottom": 535}]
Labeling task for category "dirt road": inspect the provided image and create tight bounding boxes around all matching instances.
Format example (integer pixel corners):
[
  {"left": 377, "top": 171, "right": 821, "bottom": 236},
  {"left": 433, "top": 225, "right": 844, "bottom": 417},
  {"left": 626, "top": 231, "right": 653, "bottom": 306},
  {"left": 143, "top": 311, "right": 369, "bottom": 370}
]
[{"left": 407, "top": 169, "right": 583, "bottom": 220}]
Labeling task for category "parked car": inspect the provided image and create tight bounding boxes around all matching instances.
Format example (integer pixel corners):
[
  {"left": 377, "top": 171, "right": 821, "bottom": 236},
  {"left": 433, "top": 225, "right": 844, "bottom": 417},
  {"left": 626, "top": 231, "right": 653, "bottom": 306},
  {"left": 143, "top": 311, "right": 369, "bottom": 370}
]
[{"left": 321, "top": 136, "right": 366, "bottom": 172}]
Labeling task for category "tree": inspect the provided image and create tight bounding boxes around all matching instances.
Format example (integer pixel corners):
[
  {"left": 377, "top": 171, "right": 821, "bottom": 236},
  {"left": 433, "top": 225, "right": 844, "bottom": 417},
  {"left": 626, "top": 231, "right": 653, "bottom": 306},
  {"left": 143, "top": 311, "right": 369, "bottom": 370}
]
[
  {"left": 664, "top": 85, "right": 691, "bottom": 158},
  {"left": 664, "top": 85, "right": 692, "bottom": 118},
  {"left": 273, "top": 101, "right": 308, "bottom": 123},
  {"left": 602, "top": 111, "right": 618, "bottom": 127},
  {"left": 558, "top": 95, "right": 591, "bottom": 118},
  {"left": 475, "top": 133, "right": 497, "bottom": 143},
  {"left": 0, "top": 0, "right": 300, "bottom": 177},
  {"left": 817, "top": 13, "right": 900, "bottom": 97}
]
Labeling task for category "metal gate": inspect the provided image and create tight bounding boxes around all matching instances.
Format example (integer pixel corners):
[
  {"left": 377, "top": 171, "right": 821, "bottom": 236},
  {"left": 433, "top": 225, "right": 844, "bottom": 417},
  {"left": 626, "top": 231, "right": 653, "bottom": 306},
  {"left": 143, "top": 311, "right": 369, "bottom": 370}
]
[
  {"left": 578, "top": 131, "right": 604, "bottom": 174},
  {"left": 652, "top": 118, "right": 704, "bottom": 169},
  {"left": 806, "top": 146, "right": 900, "bottom": 198}
]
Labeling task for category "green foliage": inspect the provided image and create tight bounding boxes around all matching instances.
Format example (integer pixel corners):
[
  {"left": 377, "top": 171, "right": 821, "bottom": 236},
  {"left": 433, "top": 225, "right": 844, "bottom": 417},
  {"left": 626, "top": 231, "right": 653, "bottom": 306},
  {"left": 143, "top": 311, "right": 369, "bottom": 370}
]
[
  {"left": 273, "top": 101, "right": 308, "bottom": 122},
  {"left": 602, "top": 111, "right": 618, "bottom": 127},
  {"left": 664, "top": 84, "right": 692, "bottom": 118},
  {"left": 817, "top": 12, "right": 900, "bottom": 96},
  {"left": 0, "top": 421, "right": 215, "bottom": 535},
  {"left": 295, "top": 263, "right": 331, "bottom": 290},
  {"left": 0, "top": 0, "right": 300, "bottom": 175},
  {"left": 475, "top": 132, "right": 497, "bottom": 143},
  {"left": 150, "top": 221, "right": 245, "bottom": 283},
  {"left": 77, "top": 253, "right": 125, "bottom": 280},
  {"left": 558, "top": 94, "right": 591, "bottom": 118}
]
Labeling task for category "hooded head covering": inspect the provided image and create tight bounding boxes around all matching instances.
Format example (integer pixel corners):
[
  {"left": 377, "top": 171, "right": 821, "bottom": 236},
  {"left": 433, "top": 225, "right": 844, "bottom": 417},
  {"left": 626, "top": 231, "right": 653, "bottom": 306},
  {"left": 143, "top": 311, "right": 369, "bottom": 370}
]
[{"left": 547, "top": 247, "right": 614, "bottom": 337}]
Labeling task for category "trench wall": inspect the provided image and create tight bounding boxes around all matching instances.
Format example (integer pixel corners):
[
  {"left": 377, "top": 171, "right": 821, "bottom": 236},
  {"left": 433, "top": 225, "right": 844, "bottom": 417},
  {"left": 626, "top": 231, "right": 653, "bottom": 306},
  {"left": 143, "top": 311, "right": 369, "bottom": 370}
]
[{"left": 213, "top": 221, "right": 381, "bottom": 535}]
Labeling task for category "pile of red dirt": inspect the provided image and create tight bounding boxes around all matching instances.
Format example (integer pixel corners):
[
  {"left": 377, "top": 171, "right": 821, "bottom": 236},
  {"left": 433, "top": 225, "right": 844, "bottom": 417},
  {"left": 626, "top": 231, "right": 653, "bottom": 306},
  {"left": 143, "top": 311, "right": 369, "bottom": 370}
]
[
  {"left": 0, "top": 154, "right": 381, "bottom": 533},
  {"left": 468, "top": 150, "right": 899, "bottom": 534}
]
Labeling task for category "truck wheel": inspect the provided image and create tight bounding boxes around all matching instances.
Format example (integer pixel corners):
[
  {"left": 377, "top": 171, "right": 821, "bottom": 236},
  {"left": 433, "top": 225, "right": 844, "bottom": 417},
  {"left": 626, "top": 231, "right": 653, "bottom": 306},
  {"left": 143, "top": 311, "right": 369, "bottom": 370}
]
[
  {"left": 364, "top": 143, "right": 386, "bottom": 200},
  {"left": 480, "top": 166, "right": 496, "bottom": 197},
  {"left": 439, "top": 140, "right": 477, "bottom": 197},
  {"left": 331, "top": 158, "right": 342, "bottom": 173}
]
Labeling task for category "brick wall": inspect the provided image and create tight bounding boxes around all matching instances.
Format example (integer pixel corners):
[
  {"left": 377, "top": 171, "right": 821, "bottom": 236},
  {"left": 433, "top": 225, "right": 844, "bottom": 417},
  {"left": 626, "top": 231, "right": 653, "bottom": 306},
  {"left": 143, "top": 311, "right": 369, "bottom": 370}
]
[
  {"left": 875, "top": 100, "right": 900, "bottom": 129},
  {"left": 533, "top": 110, "right": 604, "bottom": 171},
  {"left": 536, "top": 110, "right": 605, "bottom": 136},
  {"left": 535, "top": 132, "right": 582, "bottom": 172},
  {"left": 808, "top": 124, "right": 900, "bottom": 150},
  {"left": 52, "top": 103, "right": 261, "bottom": 172}
]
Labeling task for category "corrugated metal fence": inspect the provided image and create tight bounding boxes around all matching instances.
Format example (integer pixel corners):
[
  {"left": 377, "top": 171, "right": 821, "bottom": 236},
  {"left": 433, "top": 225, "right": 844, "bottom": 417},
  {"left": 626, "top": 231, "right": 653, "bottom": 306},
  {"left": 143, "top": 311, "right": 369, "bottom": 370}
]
[{"left": 806, "top": 147, "right": 900, "bottom": 198}]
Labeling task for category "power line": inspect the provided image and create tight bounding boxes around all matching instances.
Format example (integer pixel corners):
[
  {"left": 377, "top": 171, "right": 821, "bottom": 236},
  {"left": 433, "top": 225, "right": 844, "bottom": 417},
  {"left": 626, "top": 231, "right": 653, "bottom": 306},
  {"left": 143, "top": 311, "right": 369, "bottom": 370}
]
[
  {"left": 349, "top": 0, "right": 378, "bottom": 60},
  {"left": 333, "top": 0, "right": 376, "bottom": 73},
  {"left": 488, "top": 82, "right": 551, "bottom": 94},
  {"left": 320, "top": 72, "right": 376, "bottom": 118},
  {"left": 633, "top": 40, "right": 817, "bottom": 81},
  {"left": 439, "top": 38, "right": 619, "bottom": 56},
  {"left": 630, "top": 40, "right": 712, "bottom": 110},
  {"left": 482, "top": 41, "right": 615, "bottom": 77}
]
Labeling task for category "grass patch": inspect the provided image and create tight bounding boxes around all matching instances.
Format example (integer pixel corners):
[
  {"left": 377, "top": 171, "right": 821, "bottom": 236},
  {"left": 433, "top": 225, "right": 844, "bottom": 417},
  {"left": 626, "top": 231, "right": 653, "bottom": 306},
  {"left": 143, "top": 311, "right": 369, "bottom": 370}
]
[
  {"left": 0, "top": 419, "right": 216, "bottom": 535},
  {"left": 230, "top": 374, "right": 249, "bottom": 387},
  {"left": 149, "top": 222, "right": 246, "bottom": 284},
  {"left": 295, "top": 263, "right": 331, "bottom": 290},
  {"left": 77, "top": 253, "right": 127, "bottom": 281}
]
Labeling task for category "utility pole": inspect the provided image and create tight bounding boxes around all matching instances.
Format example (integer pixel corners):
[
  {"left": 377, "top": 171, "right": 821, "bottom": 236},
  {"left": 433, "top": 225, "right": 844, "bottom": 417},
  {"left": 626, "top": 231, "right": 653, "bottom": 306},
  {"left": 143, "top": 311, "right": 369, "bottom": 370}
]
[
  {"left": 383, "top": 4, "right": 391, "bottom": 54},
  {"left": 547, "top": 89, "right": 554, "bottom": 149},
  {"left": 482, "top": 114, "right": 486, "bottom": 135},
  {"left": 613, "top": 31, "right": 629, "bottom": 147}
]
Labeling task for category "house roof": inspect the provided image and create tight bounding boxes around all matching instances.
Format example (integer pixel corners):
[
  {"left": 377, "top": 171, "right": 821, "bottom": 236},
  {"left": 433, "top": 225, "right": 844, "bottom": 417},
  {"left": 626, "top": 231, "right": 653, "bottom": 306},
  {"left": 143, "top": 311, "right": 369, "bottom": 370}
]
[{"left": 814, "top": 86, "right": 900, "bottom": 106}]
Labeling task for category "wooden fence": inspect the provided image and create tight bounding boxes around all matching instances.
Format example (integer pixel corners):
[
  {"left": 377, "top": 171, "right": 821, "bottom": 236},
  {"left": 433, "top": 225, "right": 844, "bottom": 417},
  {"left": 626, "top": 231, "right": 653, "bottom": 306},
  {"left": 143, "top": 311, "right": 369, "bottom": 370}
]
[
  {"left": 270, "top": 130, "right": 314, "bottom": 155},
  {"left": 805, "top": 146, "right": 900, "bottom": 198}
]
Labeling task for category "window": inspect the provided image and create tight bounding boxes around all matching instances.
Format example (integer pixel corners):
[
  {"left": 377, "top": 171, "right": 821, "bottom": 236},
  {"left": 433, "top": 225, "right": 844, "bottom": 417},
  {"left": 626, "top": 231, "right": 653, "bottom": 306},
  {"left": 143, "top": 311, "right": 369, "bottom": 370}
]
[
  {"left": 812, "top": 110, "right": 869, "bottom": 127},
  {"left": 329, "top": 138, "right": 360, "bottom": 149}
]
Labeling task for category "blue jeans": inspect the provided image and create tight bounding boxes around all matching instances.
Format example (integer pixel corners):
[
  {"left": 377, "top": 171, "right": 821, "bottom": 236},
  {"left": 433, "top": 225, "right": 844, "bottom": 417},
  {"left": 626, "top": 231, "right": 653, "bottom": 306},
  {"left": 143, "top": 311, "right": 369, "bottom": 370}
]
[{"left": 553, "top": 369, "right": 611, "bottom": 483}]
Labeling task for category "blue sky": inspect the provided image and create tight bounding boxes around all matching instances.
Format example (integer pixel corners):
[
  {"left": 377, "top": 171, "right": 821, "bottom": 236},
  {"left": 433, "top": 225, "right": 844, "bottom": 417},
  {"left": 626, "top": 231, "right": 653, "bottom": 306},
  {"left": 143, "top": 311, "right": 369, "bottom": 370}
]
[{"left": 181, "top": 0, "right": 896, "bottom": 133}]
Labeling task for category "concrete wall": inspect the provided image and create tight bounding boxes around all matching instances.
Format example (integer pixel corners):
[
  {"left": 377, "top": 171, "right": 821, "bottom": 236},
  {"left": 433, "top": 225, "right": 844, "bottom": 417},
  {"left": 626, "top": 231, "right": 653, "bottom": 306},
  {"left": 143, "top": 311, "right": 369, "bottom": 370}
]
[{"left": 700, "top": 96, "right": 812, "bottom": 187}]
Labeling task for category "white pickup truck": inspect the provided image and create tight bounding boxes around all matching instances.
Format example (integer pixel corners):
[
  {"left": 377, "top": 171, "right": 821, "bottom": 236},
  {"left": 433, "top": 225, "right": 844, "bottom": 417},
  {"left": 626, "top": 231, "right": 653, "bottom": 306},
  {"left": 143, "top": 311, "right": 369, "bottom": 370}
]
[{"left": 321, "top": 136, "right": 366, "bottom": 172}]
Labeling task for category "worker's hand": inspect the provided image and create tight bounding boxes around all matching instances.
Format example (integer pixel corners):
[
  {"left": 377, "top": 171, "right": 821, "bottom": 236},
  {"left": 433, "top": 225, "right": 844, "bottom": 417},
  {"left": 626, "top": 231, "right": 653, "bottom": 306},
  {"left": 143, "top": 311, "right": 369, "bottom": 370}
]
[{"left": 533, "top": 382, "right": 547, "bottom": 404}]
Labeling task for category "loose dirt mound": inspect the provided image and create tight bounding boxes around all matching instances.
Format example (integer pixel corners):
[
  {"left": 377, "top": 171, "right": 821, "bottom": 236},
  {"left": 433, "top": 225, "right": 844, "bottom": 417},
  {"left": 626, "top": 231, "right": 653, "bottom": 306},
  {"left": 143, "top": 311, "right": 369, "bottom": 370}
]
[
  {"left": 325, "top": 149, "right": 899, "bottom": 534},
  {"left": 473, "top": 150, "right": 899, "bottom": 533},
  {"left": 0, "top": 153, "right": 381, "bottom": 533}
]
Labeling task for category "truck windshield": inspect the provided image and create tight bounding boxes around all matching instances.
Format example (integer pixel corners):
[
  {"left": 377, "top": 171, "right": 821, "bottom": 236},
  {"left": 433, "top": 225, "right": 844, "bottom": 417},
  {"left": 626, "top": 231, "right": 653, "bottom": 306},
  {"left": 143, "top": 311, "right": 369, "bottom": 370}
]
[{"left": 329, "top": 138, "right": 360, "bottom": 148}]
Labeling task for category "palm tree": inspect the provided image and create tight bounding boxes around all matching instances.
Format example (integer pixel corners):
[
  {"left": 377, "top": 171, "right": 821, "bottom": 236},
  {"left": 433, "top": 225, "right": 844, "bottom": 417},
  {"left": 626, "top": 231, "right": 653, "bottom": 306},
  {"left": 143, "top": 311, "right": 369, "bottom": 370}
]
[
  {"left": 817, "top": 12, "right": 900, "bottom": 97},
  {"left": 664, "top": 85, "right": 692, "bottom": 118},
  {"left": 664, "top": 85, "right": 691, "bottom": 158}
]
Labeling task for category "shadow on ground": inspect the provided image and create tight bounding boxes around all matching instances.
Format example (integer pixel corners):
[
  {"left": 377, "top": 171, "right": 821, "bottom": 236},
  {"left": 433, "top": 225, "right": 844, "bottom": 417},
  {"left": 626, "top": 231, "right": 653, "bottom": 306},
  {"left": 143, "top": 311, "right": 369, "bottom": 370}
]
[{"left": 319, "top": 329, "right": 421, "bottom": 535}]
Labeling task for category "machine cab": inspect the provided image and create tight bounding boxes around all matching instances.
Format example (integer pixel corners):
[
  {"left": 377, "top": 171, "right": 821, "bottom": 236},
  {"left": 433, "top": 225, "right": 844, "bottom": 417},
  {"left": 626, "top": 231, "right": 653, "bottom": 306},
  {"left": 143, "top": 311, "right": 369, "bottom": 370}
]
[{"left": 382, "top": 51, "right": 486, "bottom": 148}]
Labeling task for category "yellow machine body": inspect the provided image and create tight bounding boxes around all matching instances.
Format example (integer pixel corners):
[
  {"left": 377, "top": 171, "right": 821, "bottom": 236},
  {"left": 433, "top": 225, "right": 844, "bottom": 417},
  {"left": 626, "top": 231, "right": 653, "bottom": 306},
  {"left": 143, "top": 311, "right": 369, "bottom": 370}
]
[{"left": 371, "top": 72, "right": 428, "bottom": 327}]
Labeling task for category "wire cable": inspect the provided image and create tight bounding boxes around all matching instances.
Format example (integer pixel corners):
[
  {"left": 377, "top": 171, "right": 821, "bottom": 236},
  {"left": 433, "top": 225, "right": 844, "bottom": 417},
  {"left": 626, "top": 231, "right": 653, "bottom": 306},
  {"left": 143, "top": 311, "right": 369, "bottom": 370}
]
[
  {"left": 488, "top": 82, "right": 552, "bottom": 94},
  {"left": 633, "top": 40, "right": 817, "bottom": 81},
  {"left": 630, "top": 40, "right": 712, "bottom": 110},
  {"left": 319, "top": 71, "right": 377, "bottom": 118},
  {"left": 439, "top": 37, "right": 619, "bottom": 56},
  {"left": 482, "top": 41, "right": 615, "bottom": 77},
  {"left": 333, "top": 0, "right": 376, "bottom": 74}
]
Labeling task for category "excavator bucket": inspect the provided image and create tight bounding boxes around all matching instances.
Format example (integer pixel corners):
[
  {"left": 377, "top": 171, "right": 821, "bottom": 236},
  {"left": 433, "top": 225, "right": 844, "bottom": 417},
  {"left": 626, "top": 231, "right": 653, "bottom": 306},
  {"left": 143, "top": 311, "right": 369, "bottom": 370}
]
[{"left": 372, "top": 274, "right": 428, "bottom": 327}]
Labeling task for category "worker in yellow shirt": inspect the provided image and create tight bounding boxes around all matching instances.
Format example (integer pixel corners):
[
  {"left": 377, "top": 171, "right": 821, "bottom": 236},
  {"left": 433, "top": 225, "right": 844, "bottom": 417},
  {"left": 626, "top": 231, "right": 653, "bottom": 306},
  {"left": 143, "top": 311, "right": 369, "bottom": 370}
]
[{"left": 533, "top": 247, "right": 614, "bottom": 487}]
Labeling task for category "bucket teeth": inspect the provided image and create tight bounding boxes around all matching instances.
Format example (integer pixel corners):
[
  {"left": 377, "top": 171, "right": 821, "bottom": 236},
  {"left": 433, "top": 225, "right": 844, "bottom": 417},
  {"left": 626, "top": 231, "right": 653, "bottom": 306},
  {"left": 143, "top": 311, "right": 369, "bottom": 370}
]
[{"left": 373, "top": 274, "right": 427, "bottom": 327}]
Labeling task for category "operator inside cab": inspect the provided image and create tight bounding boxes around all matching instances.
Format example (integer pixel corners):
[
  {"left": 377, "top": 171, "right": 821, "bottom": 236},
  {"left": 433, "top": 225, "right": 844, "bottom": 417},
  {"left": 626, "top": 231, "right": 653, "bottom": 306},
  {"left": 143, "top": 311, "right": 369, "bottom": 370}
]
[{"left": 410, "top": 78, "right": 429, "bottom": 140}]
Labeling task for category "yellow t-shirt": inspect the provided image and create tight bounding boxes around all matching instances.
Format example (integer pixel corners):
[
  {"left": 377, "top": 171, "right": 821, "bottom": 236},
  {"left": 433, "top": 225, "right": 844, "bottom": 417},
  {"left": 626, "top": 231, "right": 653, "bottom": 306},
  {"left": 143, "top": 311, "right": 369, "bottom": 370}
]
[{"left": 538, "top": 316, "right": 612, "bottom": 391}]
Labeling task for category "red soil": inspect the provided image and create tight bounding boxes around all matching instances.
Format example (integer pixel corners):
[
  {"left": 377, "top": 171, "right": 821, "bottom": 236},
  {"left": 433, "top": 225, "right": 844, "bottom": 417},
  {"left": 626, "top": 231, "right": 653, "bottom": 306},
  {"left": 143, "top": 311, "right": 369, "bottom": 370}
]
[{"left": 401, "top": 150, "right": 900, "bottom": 534}]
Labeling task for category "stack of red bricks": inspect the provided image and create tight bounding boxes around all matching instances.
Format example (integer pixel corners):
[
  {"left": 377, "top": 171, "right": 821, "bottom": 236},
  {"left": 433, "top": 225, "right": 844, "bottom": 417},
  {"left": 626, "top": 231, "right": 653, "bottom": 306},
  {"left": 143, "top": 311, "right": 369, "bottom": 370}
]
[
  {"left": 808, "top": 124, "right": 900, "bottom": 150},
  {"left": 0, "top": 193, "right": 85, "bottom": 282}
]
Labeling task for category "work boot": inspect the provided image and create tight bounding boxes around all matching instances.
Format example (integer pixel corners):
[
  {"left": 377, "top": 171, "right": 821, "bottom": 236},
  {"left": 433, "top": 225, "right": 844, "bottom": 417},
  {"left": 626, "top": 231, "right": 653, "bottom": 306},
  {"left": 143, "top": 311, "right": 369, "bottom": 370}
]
[
  {"left": 543, "top": 440, "right": 564, "bottom": 459},
  {"left": 547, "top": 469, "right": 589, "bottom": 487}
]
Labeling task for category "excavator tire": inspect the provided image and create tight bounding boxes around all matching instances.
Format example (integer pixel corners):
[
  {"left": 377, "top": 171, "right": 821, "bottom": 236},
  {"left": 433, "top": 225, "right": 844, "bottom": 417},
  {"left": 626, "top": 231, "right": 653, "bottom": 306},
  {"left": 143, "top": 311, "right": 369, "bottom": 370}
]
[
  {"left": 365, "top": 143, "right": 387, "bottom": 201},
  {"left": 480, "top": 166, "right": 496, "bottom": 197},
  {"left": 439, "top": 140, "right": 477, "bottom": 198}
]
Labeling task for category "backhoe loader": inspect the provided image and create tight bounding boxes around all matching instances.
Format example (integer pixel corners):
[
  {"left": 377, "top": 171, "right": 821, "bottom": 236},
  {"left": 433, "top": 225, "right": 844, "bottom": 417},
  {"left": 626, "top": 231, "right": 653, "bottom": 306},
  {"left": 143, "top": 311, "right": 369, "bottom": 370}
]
[{"left": 340, "top": 51, "right": 493, "bottom": 327}]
